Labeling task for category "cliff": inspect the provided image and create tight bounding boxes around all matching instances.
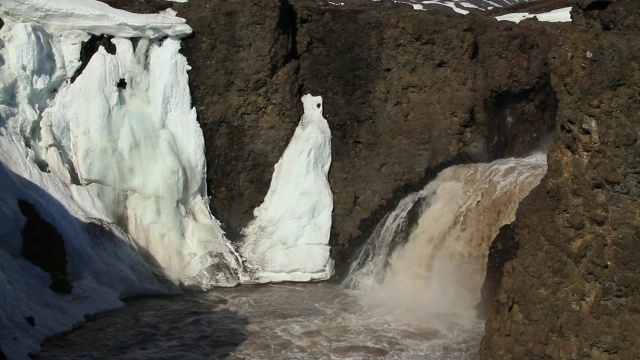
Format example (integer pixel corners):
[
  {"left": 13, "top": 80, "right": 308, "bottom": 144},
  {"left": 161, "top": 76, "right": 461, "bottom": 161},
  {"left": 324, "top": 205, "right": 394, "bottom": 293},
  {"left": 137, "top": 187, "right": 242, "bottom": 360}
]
[
  {"left": 96, "top": 0, "right": 640, "bottom": 357},
  {"left": 173, "top": 0, "right": 558, "bottom": 273},
  {"left": 481, "top": 0, "right": 640, "bottom": 358}
]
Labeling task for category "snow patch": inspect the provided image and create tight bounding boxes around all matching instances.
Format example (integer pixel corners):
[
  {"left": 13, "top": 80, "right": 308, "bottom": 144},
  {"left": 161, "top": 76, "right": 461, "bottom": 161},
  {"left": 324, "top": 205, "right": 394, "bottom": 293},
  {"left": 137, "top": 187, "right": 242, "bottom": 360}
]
[
  {"left": 0, "top": 2, "right": 236, "bottom": 358},
  {"left": 240, "top": 94, "right": 334, "bottom": 284},
  {"left": 0, "top": 0, "right": 192, "bottom": 38},
  {"left": 495, "top": 7, "right": 572, "bottom": 23}
]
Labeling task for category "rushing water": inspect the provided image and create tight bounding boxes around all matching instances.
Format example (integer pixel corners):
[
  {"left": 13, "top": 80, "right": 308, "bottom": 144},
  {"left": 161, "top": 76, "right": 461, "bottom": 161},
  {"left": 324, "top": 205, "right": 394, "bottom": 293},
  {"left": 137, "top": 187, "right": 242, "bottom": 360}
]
[
  {"left": 39, "top": 155, "right": 546, "bottom": 359},
  {"left": 344, "top": 154, "right": 547, "bottom": 325},
  {"left": 40, "top": 283, "right": 482, "bottom": 359}
]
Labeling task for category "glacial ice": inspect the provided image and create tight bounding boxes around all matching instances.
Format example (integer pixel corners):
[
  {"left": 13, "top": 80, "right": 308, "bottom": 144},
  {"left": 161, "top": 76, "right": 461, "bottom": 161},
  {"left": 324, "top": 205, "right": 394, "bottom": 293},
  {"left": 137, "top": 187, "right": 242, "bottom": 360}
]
[
  {"left": 42, "top": 35, "right": 241, "bottom": 289},
  {"left": 0, "top": 2, "right": 236, "bottom": 358},
  {"left": 0, "top": 0, "right": 191, "bottom": 37},
  {"left": 0, "top": 0, "right": 337, "bottom": 357},
  {"left": 240, "top": 95, "right": 334, "bottom": 283}
]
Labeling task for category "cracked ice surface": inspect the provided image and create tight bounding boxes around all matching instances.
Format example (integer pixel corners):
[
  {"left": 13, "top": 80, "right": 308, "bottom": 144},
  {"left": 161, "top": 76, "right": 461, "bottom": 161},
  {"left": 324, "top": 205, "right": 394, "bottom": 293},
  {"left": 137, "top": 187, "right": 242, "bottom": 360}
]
[{"left": 240, "top": 94, "right": 334, "bottom": 284}]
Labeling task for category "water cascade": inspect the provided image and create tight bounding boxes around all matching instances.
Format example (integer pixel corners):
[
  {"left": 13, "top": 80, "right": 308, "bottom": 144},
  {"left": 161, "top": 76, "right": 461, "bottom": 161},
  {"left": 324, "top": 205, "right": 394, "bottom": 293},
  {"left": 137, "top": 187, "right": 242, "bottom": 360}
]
[{"left": 344, "top": 154, "right": 547, "bottom": 325}]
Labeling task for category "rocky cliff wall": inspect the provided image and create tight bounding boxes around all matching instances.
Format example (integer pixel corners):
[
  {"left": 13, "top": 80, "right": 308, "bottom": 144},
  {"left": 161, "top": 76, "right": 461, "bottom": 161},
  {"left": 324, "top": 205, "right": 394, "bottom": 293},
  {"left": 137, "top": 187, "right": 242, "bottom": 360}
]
[
  {"left": 173, "top": 0, "right": 558, "bottom": 273},
  {"left": 481, "top": 1, "right": 640, "bottom": 358}
]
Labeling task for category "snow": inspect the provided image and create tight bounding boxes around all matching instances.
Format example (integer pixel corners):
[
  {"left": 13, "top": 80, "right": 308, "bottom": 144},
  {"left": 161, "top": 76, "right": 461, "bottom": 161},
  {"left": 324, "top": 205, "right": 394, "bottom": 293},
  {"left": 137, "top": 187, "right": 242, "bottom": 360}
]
[
  {"left": 0, "top": 0, "right": 192, "bottom": 37},
  {"left": 0, "top": 121, "right": 177, "bottom": 359},
  {"left": 0, "top": 2, "right": 239, "bottom": 358},
  {"left": 240, "top": 95, "right": 334, "bottom": 283},
  {"left": 0, "top": 0, "right": 337, "bottom": 357},
  {"left": 495, "top": 7, "right": 572, "bottom": 23}
]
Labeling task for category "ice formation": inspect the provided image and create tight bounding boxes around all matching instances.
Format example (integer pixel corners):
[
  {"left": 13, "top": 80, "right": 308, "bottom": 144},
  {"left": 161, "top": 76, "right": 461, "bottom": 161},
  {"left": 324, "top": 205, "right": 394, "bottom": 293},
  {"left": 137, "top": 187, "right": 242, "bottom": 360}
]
[
  {"left": 0, "top": 1, "right": 243, "bottom": 358},
  {"left": 240, "top": 94, "right": 334, "bottom": 283},
  {"left": 0, "top": 136, "right": 177, "bottom": 359},
  {"left": 0, "top": 0, "right": 191, "bottom": 37}
]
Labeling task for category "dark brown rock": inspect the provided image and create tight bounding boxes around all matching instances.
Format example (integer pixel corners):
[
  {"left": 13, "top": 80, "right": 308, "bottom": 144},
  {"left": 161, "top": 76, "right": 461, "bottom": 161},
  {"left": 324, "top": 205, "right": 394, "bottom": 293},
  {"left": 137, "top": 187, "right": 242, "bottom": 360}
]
[
  {"left": 174, "top": 0, "right": 557, "bottom": 273},
  {"left": 481, "top": 2, "right": 640, "bottom": 357},
  {"left": 572, "top": 0, "right": 640, "bottom": 31},
  {"left": 479, "top": 223, "right": 518, "bottom": 316},
  {"left": 99, "top": 0, "right": 173, "bottom": 13}
]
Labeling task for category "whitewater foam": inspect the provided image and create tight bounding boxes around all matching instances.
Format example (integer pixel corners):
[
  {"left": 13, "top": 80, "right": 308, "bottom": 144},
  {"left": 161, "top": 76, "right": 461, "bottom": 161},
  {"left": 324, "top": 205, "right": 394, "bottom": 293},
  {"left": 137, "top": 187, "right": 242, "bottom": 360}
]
[{"left": 345, "top": 155, "right": 547, "bottom": 327}]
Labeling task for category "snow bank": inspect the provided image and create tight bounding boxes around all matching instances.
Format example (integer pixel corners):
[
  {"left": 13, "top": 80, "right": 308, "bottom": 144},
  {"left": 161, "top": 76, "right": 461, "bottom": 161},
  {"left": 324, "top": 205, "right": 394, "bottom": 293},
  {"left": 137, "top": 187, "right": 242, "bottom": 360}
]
[
  {"left": 0, "top": 134, "right": 177, "bottom": 359},
  {"left": 0, "top": 2, "right": 239, "bottom": 358},
  {"left": 240, "top": 95, "right": 334, "bottom": 283},
  {"left": 0, "top": 0, "right": 191, "bottom": 37},
  {"left": 495, "top": 7, "right": 572, "bottom": 24}
]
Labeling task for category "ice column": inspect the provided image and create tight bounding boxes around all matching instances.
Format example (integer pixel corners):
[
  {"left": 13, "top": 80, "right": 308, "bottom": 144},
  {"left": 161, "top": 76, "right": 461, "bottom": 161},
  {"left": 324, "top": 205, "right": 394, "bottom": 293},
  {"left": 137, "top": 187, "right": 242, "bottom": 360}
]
[{"left": 240, "top": 94, "right": 334, "bottom": 283}]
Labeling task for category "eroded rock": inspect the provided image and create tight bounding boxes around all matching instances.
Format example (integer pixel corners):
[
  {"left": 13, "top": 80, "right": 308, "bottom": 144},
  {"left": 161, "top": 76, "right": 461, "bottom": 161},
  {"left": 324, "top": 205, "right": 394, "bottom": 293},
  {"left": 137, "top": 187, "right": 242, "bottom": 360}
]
[
  {"left": 481, "top": 2, "right": 640, "bottom": 357},
  {"left": 173, "top": 0, "right": 558, "bottom": 273}
]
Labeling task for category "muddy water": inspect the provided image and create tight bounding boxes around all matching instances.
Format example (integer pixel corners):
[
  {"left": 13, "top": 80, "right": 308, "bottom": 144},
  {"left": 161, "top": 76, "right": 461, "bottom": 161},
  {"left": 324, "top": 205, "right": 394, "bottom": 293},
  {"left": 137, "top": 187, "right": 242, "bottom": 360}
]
[
  {"left": 40, "top": 282, "right": 482, "bottom": 359},
  {"left": 345, "top": 155, "right": 547, "bottom": 324},
  {"left": 40, "top": 156, "right": 547, "bottom": 359}
]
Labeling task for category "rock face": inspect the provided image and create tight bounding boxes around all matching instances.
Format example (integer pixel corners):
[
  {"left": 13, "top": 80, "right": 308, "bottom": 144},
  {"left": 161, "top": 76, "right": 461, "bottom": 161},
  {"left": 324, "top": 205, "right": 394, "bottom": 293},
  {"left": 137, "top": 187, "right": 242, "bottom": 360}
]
[
  {"left": 481, "top": 1, "right": 640, "bottom": 358},
  {"left": 173, "top": 0, "right": 557, "bottom": 273}
]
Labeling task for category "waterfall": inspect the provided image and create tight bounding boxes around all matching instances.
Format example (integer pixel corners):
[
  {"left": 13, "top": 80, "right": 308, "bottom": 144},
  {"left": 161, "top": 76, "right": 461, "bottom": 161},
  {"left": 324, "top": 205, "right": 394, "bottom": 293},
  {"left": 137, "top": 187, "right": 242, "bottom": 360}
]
[{"left": 344, "top": 154, "right": 547, "bottom": 324}]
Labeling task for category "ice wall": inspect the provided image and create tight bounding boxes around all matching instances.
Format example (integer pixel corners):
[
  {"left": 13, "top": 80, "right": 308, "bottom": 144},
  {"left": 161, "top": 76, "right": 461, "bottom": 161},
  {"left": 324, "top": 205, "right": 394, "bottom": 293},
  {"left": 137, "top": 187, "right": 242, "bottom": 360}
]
[
  {"left": 0, "top": 2, "right": 240, "bottom": 358},
  {"left": 0, "top": 135, "right": 177, "bottom": 359},
  {"left": 41, "top": 35, "right": 241, "bottom": 289},
  {"left": 240, "top": 94, "right": 334, "bottom": 283}
]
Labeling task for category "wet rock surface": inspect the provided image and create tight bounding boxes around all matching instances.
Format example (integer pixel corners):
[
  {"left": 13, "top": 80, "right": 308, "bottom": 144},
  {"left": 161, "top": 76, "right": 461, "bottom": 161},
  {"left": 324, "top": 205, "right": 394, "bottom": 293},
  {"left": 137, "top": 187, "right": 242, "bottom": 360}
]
[
  {"left": 481, "top": 1, "right": 640, "bottom": 358},
  {"left": 173, "top": 0, "right": 557, "bottom": 273}
]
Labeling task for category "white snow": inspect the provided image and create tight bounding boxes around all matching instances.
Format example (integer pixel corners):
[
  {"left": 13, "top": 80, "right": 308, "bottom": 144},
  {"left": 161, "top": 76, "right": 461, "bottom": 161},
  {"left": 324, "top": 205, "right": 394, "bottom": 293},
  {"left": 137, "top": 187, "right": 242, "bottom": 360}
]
[
  {"left": 240, "top": 94, "right": 334, "bottom": 283},
  {"left": 495, "top": 7, "right": 572, "bottom": 23},
  {"left": 0, "top": 0, "right": 192, "bottom": 37},
  {"left": 0, "top": 135, "right": 178, "bottom": 359},
  {"left": 0, "top": 2, "right": 239, "bottom": 358},
  {"left": 0, "top": 0, "right": 338, "bottom": 357}
]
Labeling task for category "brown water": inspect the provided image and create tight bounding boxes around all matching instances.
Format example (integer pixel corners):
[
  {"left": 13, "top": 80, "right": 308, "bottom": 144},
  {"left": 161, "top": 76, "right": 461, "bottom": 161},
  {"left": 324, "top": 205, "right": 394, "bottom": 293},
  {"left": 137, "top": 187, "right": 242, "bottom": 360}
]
[
  {"left": 345, "top": 155, "right": 547, "bottom": 326},
  {"left": 40, "top": 155, "right": 546, "bottom": 359},
  {"left": 39, "top": 282, "right": 482, "bottom": 359}
]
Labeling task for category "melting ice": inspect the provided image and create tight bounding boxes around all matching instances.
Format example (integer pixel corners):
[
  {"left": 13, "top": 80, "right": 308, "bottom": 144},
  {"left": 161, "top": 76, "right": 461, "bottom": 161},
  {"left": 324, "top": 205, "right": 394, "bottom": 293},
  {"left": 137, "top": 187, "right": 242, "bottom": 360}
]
[
  {"left": 0, "top": 1, "right": 337, "bottom": 357},
  {"left": 240, "top": 94, "right": 334, "bottom": 283}
]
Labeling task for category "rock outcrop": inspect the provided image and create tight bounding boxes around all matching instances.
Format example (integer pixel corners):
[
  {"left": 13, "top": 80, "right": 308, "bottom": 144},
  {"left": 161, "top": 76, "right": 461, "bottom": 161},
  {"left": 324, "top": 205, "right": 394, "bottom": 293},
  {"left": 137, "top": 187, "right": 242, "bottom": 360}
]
[
  {"left": 481, "top": 1, "right": 640, "bottom": 358},
  {"left": 173, "top": 0, "right": 557, "bottom": 273}
]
